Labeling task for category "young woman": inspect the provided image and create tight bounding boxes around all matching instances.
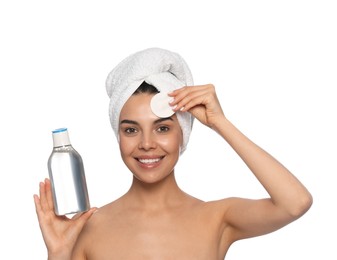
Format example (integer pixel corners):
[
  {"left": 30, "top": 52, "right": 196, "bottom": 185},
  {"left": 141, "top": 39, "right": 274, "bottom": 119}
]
[{"left": 34, "top": 48, "right": 312, "bottom": 260}]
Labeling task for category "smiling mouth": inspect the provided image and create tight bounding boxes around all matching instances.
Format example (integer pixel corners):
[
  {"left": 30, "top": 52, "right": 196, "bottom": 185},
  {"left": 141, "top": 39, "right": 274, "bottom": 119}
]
[{"left": 137, "top": 157, "right": 164, "bottom": 164}]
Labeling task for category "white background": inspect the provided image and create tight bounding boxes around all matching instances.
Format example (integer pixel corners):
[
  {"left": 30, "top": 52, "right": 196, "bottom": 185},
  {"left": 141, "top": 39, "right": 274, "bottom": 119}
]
[{"left": 1, "top": 0, "right": 336, "bottom": 259}]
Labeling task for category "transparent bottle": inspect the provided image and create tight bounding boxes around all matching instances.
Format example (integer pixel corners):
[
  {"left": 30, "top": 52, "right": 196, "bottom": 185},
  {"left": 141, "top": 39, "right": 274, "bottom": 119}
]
[{"left": 48, "top": 128, "right": 90, "bottom": 216}]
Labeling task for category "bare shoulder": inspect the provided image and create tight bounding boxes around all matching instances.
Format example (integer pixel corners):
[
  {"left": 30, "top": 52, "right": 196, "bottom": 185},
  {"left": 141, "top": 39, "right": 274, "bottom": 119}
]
[
  {"left": 83, "top": 197, "right": 126, "bottom": 231},
  {"left": 202, "top": 197, "right": 236, "bottom": 215},
  {"left": 73, "top": 198, "right": 125, "bottom": 256}
]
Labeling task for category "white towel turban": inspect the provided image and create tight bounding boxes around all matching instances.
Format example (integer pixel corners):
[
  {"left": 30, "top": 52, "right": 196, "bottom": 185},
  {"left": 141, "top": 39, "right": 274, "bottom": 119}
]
[{"left": 105, "top": 47, "right": 194, "bottom": 153}]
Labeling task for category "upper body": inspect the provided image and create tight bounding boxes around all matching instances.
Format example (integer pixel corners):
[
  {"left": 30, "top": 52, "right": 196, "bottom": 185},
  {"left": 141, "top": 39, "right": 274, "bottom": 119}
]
[{"left": 35, "top": 83, "right": 312, "bottom": 260}]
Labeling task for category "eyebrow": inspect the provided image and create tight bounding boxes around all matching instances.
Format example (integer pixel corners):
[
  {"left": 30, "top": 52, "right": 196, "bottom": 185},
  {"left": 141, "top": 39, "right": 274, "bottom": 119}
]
[{"left": 120, "top": 117, "right": 173, "bottom": 126}]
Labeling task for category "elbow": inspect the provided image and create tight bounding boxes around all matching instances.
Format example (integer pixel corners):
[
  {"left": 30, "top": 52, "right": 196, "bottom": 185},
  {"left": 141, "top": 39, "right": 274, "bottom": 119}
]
[{"left": 289, "top": 192, "right": 313, "bottom": 218}]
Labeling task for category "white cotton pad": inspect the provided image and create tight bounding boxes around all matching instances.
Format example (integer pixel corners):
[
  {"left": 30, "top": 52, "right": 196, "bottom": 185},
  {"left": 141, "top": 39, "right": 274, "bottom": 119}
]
[{"left": 150, "top": 92, "right": 175, "bottom": 118}]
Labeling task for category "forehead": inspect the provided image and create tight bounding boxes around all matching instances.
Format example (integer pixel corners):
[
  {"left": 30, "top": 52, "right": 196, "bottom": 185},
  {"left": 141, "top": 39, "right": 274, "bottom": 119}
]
[
  {"left": 119, "top": 93, "right": 179, "bottom": 124},
  {"left": 120, "top": 93, "right": 154, "bottom": 117}
]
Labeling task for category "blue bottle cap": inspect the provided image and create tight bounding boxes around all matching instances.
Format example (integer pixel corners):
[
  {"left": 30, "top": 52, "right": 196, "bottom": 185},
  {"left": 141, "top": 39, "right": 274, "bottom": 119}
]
[
  {"left": 52, "top": 128, "right": 68, "bottom": 134},
  {"left": 52, "top": 128, "right": 71, "bottom": 147}
]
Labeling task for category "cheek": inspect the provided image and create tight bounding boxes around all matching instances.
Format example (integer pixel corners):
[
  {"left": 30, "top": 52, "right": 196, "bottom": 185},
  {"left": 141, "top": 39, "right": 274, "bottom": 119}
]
[
  {"left": 158, "top": 133, "right": 182, "bottom": 152},
  {"left": 119, "top": 136, "right": 136, "bottom": 154}
]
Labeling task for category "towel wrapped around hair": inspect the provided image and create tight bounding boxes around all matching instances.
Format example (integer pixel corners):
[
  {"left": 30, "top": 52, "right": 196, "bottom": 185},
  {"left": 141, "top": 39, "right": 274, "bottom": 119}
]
[{"left": 106, "top": 47, "right": 194, "bottom": 153}]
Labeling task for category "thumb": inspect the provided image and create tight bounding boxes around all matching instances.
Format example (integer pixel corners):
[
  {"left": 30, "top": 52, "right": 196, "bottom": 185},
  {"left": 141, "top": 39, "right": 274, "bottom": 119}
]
[{"left": 73, "top": 207, "right": 98, "bottom": 227}]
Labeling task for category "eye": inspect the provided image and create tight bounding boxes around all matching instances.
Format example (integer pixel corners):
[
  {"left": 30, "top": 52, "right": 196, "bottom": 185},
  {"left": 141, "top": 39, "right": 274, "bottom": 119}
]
[
  {"left": 124, "top": 127, "right": 138, "bottom": 135},
  {"left": 157, "top": 126, "right": 170, "bottom": 133}
]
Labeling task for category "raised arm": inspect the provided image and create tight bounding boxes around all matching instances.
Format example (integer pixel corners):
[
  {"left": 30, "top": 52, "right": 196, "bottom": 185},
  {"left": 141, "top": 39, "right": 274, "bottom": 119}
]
[
  {"left": 169, "top": 84, "right": 313, "bottom": 240},
  {"left": 212, "top": 116, "right": 312, "bottom": 239}
]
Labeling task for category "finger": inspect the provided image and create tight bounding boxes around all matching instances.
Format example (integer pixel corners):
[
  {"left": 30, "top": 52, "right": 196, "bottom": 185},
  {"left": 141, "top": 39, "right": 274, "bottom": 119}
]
[
  {"left": 71, "top": 212, "right": 84, "bottom": 221},
  {"left": 170, "top": 85, "right": 209, "bottom": 105},
  {"left": 169, "top": 85, "right": 210, "bottom": 97},
  {"left": 44, "top": 178, "right": 55, "bottom": 211},
  {"left": 176, "top": 85, "right": 217, "bottom": 110},
  {"left": 173, "top": 89, "right": 209, "bottom": 112},
  {"left": 180, "top": 96, "right": 207, "bottom": 112},
  {"left": 39, "top": 181, "right": 50, "bottom": 212},
  {"left": 80, "top": 208, "right": 98, "bottom": 222},
  {"left": 33, "top": 194, "right": 43, "bottom": 219},
  {"left": 72, "top": 207, "right": 97, "bottom": 221},
  {"left": 169, "top": 86, "right": 193, "bottom": 104},
  {"left": 73, "top": 208, "right": 98, "bottom": 230},
  {"left": 169, "top": 85, "right": 201, "bottom": 96}
]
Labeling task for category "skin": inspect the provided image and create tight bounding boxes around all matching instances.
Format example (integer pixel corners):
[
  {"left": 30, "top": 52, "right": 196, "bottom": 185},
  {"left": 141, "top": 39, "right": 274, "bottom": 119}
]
[{"left": 34, "top": 84, "right": 313, "bottom": 260}]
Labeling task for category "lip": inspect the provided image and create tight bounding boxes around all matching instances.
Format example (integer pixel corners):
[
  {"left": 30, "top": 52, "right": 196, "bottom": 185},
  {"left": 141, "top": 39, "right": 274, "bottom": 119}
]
[{"left": 135, "top": 155, "right": 164, "bottom": 169}]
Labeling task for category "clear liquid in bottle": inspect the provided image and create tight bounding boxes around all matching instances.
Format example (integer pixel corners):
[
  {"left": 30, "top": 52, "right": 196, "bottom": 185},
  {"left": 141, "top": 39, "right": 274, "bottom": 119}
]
[{"left": 48, "top": 128, "right": 90, "bottom": 216}]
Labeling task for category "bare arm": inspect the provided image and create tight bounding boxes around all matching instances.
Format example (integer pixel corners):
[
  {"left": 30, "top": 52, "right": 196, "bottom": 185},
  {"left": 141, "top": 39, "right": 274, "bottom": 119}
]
[
  {"left": 169, "top": 84, "right": 313, "bottom": 240},
  {"left": 214, "top": 117, "right": 312, "bottom": 240}
]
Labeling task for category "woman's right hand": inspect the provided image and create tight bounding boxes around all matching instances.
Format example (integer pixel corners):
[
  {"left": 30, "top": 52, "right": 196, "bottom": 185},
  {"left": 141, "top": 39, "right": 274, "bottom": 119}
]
[{"left": 33, "top": 178, "right": 97, "bottom": 259}]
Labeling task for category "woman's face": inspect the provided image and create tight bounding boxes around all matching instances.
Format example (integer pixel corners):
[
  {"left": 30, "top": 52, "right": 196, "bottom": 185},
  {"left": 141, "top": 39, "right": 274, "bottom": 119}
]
[{"left": 119, "top": 93, "right": 183, "bottom": 184}]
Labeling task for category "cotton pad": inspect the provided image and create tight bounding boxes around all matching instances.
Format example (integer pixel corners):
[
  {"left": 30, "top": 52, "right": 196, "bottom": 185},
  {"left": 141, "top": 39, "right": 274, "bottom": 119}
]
[{"left": 150, "top": 92, "right": 175, "bottom": 118}]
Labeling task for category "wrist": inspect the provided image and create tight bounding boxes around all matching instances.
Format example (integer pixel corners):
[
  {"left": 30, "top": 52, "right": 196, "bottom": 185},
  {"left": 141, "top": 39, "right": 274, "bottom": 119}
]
[
  {"left": 47, "top": 250, "right": 72, "bottom": 260},
  {"left": 211, "top": 115, "right": 230, "bottom": 133}
]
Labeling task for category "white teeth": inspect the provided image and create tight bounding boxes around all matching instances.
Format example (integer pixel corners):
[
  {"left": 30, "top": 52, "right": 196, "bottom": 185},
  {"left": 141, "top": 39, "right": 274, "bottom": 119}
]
[{"left": 138, "top": 158, "right": 161, "bottom": 164}]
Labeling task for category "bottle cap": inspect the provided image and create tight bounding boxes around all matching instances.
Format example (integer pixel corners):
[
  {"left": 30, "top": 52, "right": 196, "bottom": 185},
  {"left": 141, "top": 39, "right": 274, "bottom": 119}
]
[
  {"left": 150, "top": 92, "right": 175, "bottom": 118},
  {"left": 52, "top": 128, "right": 71, "bottom": 147}
]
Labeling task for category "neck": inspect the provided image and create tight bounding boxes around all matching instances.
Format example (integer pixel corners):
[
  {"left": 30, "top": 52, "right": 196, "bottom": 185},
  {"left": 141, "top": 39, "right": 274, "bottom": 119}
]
[{"left": 125, "top": 172, "right": 186, "bottom": 210}]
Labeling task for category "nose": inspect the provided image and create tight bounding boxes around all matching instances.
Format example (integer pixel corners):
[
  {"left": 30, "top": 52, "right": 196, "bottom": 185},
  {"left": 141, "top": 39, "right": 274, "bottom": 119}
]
[{"left": 138, "top": 131, "right": 157, "bottom": 151}]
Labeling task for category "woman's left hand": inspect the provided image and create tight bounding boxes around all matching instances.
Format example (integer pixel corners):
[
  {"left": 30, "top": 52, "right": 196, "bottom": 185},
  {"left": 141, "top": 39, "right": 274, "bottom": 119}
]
[{"left": 169, "top": 84, "right": 225, "bottom": 129}]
